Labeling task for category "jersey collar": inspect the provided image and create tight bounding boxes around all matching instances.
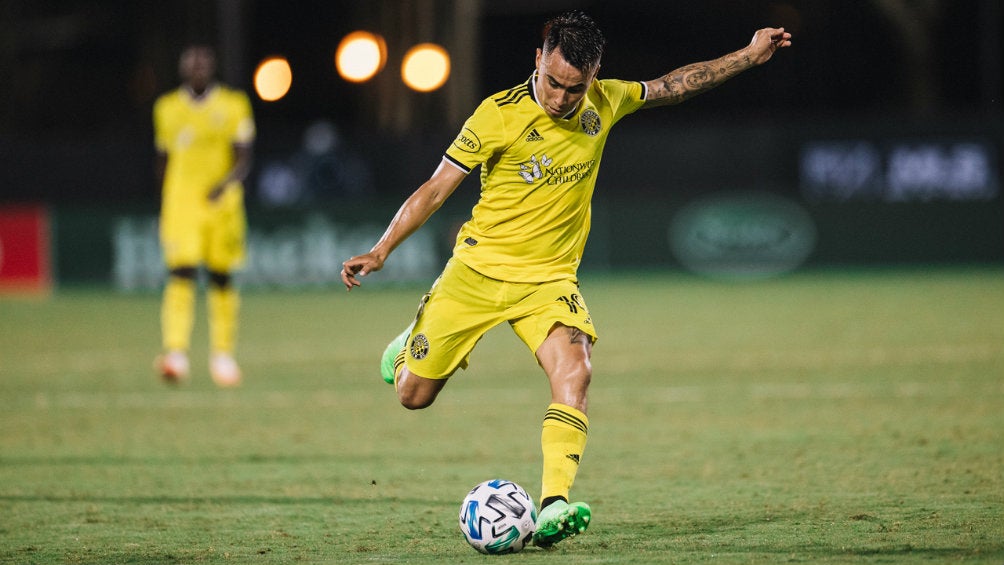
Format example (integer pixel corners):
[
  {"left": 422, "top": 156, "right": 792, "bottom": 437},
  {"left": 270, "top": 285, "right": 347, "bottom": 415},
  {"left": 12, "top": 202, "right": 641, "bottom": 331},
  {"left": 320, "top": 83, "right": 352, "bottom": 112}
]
[{"left": 183, "top": 83, "right": 218, "bottom": 104}]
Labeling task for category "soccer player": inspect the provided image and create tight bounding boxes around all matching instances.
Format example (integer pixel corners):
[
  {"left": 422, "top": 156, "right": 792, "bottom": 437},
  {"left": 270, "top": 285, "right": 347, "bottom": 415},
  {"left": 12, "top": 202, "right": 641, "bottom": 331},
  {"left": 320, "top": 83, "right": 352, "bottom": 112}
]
[
  {"left": 341, "top": 11, "right": 791, "bottom": 547},
  {"left": 153, "top": 44, "right": 255, "bottom": 387}
]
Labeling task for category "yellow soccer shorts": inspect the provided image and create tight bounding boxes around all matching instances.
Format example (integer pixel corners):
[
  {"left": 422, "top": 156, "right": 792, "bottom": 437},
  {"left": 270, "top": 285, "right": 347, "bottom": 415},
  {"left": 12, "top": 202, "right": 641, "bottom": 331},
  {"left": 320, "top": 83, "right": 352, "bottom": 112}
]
[
  {"left": 159, "top": 187, "right": 246, "bottom": 272},
  {"left": 403, "top": 258, "right": 598, "bottom": 379}
]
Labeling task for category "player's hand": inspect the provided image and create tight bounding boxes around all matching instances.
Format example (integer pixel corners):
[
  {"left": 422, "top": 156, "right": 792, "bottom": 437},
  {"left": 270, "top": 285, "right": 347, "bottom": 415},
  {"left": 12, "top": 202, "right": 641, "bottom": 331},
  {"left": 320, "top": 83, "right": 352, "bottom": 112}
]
[
  {"left": 747, "top": 27, "right": 792, "bottom": 65},
  {"left": 341, "top": 253, "right": 384, "bottom": 291},
  {"left": 207, "top": 184, "right": 226, "bottom": 203}
]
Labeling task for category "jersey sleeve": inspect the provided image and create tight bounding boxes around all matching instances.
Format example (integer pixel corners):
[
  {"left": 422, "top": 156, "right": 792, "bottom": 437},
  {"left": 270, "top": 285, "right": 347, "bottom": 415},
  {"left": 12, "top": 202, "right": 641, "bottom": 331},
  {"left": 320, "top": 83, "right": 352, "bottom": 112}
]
[
  {"left": 231, "top": 91, "right": 256, "bottom": 145},
  {"left": 601, "top": 79, "right": 647, "bottom": 125},
  {"left": 443, "top": 97, "right": 506, "bottom": 174},
  {"left": 152, "top": 96, "right": 171, "bottom": 152}
]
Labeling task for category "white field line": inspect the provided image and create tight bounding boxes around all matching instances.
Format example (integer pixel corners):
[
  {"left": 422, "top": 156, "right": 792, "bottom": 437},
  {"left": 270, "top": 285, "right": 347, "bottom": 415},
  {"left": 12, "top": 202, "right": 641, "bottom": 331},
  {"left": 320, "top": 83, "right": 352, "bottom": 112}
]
[
  {"left": 1, "top": 342, "right": 1000, "bottom": 410},
  {"left": 19, "top": 389, "right": 353, "bottom": 410},
  {"left": 0, "top": 341, "right": 352, "bottom": 377},
  {"left": 6, "top": 378, "right": 1002, "bottom": 411},
  {"left": 3, "top": 342, "right": 1000, "bottom": 380},
  {"left": 601, "top": 342, "right": 1003, "bottom": 374}
]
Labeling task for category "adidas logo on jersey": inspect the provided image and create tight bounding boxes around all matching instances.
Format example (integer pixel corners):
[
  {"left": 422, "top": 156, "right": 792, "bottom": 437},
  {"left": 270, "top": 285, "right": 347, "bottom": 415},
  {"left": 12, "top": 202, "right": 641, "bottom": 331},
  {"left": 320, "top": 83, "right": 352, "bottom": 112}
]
[{"left": 525, "top": 128, "right": 544, "bottom": 142}]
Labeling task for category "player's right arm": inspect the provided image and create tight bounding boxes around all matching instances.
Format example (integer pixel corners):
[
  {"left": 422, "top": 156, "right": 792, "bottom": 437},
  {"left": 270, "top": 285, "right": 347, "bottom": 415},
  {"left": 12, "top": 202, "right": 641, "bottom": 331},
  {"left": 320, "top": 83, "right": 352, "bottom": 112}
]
[
  {"left": 152, "top": 96, "right": 170, "bottom": 187},
  {"left": 341, "top": 159, "right": 467, "bottom": 291},
  {"left": 155, "top": 151, "right": 168, "bottom": 186}
]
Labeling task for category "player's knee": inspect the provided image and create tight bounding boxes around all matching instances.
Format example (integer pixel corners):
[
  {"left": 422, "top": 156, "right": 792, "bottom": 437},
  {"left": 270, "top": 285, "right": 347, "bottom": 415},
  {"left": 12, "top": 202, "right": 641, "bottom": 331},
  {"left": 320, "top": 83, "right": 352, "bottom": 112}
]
[
  {"left": 398, "top": 388, "right": 436, "bottom": 410},
  {"left": 399, "top": 396, "right": 432, "bottom": 410},
  {"left": 169, "top": 266, "right": 197, "bottom": 280},
  {"left": 551, "top": 362, "right": 591, "bottom": 410},
  {"left": 208, "top": 270, "right": 232, "bottom": 289},
  {"left": 397, "top": 385, "right": 436, "bottom": 409},
  {"left": 561, "top": 358, "right": 592, "bottom": 388},
  {"left": 396, "top": 371, "right": 441, "bottom": 410}
]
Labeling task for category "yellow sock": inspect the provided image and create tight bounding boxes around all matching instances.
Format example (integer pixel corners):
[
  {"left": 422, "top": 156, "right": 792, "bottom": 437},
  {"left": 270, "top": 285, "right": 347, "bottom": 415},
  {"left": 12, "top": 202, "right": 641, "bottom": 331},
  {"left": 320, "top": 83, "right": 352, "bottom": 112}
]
[
  {"left": 208, "top": 285, "right": 240, "bottom": 354},
  {"left": 540, "top": 403, "right": 589, "bottom": 504},
  {"left": 161, "top": 276, "right": 195, "bottom": 352},
  {"left": 392, "top": 347, "right": 406, "bottom": 391}
]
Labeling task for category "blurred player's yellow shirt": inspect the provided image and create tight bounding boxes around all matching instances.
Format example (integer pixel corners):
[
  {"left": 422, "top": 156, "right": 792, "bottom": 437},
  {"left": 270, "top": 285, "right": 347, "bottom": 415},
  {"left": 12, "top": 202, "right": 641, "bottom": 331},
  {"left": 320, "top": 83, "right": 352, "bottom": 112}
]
[
  {"left": 154, "top": 85, "right": 255, "bottom": 205},
  {"left": 444, "top": 76, "right": 645, "bottom": 283}
]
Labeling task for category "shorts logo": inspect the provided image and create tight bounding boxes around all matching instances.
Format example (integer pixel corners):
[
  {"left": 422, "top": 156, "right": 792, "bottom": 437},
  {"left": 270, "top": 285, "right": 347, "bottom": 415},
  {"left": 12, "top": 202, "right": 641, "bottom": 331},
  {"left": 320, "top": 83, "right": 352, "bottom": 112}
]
[
  {"left": 556, "top": 293, "right": 585, "bottom": 314},
  {"left": 409, "top": 333, "right": 430, "bottom": 360},
  {"left": 580, "top": 109, "right": 601, "bottom": 136}
]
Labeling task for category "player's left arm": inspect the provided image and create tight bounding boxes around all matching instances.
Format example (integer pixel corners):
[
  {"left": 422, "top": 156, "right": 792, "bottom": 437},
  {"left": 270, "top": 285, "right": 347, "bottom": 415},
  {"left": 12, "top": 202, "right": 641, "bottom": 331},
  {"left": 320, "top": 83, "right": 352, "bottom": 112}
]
[
  {"left": 208, "top": 94, "right": 256, "bottom": 203},
  {"left": 207, "top": 142, "right": 253, "bottom": 202},
  {"left": 642, "top": 27, "right": 791, "bottom": 109}
]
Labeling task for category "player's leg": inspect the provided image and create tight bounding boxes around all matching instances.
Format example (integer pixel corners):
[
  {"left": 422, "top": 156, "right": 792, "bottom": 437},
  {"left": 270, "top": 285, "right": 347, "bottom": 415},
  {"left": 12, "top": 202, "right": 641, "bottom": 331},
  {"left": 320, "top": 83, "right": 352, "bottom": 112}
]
[
  {"left": 157, "top": 199, "right": 202, "bottom": 383},
  {"left": 380, "top": 294, "right": 424, "bottom": 385},
  {"left": 509, "top": 280, "right": 596, "bottom": 546},
  {"left": 207, "top": 270, "right": 241, "bottom": 387},
  {"left": 382, "top": 259, "right": 499, "bottom": 409},
  {"left": 157, "top": 266, "right": 197, "bottom": 382},
  {"left": 380, "top": 321, "right": 450, "bottom": 408},
  {"left": 395, "top": 369, "right": 449, "bottom": 409},
  {"left": 531, "top": 324, "right": 593, "bottom": 546},
  {"left": 206, "top": 196, "right": 246, "bottom": 387}
]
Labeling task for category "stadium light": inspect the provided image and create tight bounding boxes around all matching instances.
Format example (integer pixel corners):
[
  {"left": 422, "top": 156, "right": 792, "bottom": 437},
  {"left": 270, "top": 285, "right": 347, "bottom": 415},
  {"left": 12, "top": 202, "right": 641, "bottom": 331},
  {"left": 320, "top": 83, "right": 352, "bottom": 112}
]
[
  {"left": 336, "top": 31, "right": 387, "bottom": 83},
  {"left": 401, "top": 43, "right": 450, "bottom": 92},
  {"left": 254, "top": 56, "right": 292, "bottom": 102}
]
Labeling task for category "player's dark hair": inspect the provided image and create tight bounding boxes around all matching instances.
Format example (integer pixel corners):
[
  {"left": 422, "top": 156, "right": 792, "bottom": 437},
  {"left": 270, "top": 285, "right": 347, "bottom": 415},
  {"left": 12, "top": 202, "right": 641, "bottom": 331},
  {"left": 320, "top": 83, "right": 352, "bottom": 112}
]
[{"left": 541, "top": 10, "right": 605, "bottom": 72}]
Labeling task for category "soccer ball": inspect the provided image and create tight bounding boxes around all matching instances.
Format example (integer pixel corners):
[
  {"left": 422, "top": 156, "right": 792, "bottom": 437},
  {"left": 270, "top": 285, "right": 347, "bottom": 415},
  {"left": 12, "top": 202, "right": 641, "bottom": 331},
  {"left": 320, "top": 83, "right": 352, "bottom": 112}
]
[{"left": 459, "top": 479, "right": 537, "bottom": 554}]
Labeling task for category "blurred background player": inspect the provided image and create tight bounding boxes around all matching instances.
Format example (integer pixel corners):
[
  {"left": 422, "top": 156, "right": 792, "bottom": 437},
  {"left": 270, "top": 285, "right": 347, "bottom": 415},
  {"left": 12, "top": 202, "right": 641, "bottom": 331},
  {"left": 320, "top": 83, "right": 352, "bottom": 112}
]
[
  {"left": 342, "top": 11, "right": 791, "bottom": 547},
  {"left": 153, "top": 44, "right": 255, "bottom": 387}
]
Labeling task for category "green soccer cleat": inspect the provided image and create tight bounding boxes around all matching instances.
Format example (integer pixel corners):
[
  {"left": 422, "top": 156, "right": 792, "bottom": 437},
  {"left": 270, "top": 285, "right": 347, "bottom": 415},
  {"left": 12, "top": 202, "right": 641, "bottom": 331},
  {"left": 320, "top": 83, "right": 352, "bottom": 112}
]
[
  {"left": 380, "top": 326, "right": 412, "bottom": 384},
  {"left": 532, "top": 500, "right": 591, "bottom": 548}
]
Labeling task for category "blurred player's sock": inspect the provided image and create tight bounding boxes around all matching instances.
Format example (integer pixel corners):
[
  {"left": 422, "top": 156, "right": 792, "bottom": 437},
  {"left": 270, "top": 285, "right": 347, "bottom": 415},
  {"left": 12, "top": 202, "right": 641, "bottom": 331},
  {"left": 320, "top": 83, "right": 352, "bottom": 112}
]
[
  {"left": 210, "top": 352, "right": 242, "bottom": 387},
  {"left": 380, "top": 324, "right": 412, "bottom": 385},
  {"left": 161, "top": 275, "right": 195, "bottom": 353},
  {"left": 156, "top": 350, "right": 190, "bottom": 383},
  {"left": 208, "top": 285, "right": 240, "bottom": 355},
  {"left": 532, "top": 499, "right": 591, "bottom": 547}
]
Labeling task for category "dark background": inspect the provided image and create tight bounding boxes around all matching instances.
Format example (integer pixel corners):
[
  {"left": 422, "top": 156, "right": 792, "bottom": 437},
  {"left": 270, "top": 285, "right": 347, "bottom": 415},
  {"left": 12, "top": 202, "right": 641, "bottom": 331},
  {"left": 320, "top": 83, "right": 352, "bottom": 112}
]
[{"left": 1, "top": 0, "right": 1000, "bottom": 205}]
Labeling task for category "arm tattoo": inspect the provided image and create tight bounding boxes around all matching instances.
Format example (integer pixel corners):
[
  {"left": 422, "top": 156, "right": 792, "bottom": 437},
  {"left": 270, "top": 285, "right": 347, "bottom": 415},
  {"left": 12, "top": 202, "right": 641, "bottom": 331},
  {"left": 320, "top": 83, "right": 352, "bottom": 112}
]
[{"left": 649, "top": 50, "right": 752, "bottom": 106}]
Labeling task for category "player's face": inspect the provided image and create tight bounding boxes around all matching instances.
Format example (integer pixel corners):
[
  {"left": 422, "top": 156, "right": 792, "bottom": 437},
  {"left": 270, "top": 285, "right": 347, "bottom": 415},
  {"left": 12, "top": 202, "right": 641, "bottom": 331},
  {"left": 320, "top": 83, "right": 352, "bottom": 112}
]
[
  {"left": 179, "top": 46, "right": 217, "bottom": 90},
  {"left": 534, "top": 47, "right": 597, "bottom": 118}
]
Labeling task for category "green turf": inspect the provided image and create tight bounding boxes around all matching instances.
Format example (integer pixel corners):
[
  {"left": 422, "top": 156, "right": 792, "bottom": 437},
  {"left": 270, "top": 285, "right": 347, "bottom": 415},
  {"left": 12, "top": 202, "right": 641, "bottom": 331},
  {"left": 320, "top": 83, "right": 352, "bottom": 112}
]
[{"left": 1, "top": 267, "right": 1002, "bottom": 564}]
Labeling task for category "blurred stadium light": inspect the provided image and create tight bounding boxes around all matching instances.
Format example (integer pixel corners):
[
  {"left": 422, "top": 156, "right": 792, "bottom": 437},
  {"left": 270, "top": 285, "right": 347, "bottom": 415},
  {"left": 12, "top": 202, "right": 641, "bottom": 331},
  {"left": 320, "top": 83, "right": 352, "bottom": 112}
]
[
  {"left": 253, "top": 56, "right": 292, "bottom": 102},
  {"left": 401, "top": 43, "right": 451, "bottom": 92},
  {"left": 335, "top": 31, "right": 387, "bottom": 83}
]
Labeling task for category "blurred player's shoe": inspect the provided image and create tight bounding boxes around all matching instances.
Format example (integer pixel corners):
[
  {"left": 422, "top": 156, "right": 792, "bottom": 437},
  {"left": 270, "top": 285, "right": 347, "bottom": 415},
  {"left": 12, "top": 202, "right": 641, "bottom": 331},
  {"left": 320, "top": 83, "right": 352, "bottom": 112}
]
[
  {"left": 210, "top": 353, "right": 242, "bottom": 387},
  {"left": 156, "top": 350, "right": 190, "bottom": 384},
  {"left": 532, "top": 500, "right": 591, "bottom": 547},
  {"left": 380, "top": 325, "right": 412, "bottom": 384}
]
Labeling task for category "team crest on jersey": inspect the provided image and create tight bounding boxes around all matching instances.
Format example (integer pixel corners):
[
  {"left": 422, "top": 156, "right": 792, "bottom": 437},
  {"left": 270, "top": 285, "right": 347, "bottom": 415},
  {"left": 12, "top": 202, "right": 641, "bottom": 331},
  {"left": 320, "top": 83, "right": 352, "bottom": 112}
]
[
  {"left": 580, "top": 109, "right": 601, "bottom": 136},
  {"left": 409, "top": 333, "right": 430, "bottom": 360}
]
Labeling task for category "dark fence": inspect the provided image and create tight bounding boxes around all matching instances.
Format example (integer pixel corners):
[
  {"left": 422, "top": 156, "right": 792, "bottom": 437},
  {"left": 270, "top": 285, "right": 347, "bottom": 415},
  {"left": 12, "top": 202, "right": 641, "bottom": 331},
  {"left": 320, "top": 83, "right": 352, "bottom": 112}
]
[{"left": 2, "top": 117, "right": 1000, "bottom": 288}]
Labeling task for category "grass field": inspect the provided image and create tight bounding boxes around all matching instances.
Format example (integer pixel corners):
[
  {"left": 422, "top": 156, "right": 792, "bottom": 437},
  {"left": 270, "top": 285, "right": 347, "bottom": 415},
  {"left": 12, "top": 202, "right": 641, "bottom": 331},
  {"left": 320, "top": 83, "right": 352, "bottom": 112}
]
[{"left": 1, "top": 267, "right": 1002, "bottom": 564}]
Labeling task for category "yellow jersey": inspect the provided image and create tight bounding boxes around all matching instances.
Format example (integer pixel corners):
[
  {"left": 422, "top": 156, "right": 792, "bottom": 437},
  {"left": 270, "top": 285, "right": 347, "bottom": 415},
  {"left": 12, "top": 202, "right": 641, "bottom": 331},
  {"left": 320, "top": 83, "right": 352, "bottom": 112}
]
[
  {"left": 444, "top": 75, "right": 646, "bottom": 283},
  {"left": 153, "top": 84, "right": 255, "bottom": 207}
]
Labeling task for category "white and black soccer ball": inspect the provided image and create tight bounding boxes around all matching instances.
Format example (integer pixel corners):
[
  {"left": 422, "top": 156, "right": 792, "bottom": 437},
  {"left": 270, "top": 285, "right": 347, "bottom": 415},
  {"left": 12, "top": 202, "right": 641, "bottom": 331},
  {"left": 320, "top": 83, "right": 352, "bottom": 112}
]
[{"left": 459, "top": 479, "right": 537, "bottom": 554}]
